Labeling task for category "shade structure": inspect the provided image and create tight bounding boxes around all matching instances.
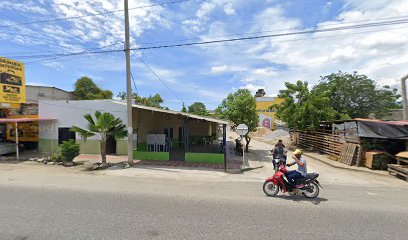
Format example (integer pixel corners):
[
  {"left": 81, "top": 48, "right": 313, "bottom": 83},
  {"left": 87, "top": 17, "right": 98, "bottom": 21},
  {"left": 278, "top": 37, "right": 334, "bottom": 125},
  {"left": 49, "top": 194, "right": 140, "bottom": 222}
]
[{"left": 0, "top": 118, "right": 56, "bottom": 160}]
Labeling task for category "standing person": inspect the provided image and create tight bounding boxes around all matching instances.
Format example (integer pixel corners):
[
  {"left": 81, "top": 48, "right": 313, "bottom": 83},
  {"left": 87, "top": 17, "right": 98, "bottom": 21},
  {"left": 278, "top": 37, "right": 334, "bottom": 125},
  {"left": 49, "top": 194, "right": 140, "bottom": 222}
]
[
  {"left": 270, "top": 139, "right": 287, "bottom": 171},
  {"left": 286, "top": 149, "right": 307, "bottom": 188}
]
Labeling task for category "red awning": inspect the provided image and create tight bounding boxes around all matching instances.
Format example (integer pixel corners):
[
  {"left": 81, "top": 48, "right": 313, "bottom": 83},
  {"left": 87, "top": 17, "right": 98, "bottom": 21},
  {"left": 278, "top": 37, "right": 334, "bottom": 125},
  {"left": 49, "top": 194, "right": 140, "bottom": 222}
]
[{"left": 0, "top": 118, "right": 56, "bottom": 123}]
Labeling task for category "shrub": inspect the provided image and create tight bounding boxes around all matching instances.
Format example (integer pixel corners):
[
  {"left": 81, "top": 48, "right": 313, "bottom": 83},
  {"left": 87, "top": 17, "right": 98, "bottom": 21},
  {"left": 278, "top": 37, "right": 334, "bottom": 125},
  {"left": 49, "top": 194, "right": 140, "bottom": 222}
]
[
  {"left": 60, "top": 140, "right": 80, "bottom": 162},
  {"left": 50, "top": 153, "right": 62, "bottom": 162}
]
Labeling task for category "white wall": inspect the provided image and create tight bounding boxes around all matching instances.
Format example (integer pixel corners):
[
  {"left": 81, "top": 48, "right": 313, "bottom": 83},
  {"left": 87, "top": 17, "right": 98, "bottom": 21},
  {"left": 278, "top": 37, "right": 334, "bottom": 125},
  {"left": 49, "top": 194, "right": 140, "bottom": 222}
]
[{"left": 39, "top": 100, "right": 127, "bottom": 140}]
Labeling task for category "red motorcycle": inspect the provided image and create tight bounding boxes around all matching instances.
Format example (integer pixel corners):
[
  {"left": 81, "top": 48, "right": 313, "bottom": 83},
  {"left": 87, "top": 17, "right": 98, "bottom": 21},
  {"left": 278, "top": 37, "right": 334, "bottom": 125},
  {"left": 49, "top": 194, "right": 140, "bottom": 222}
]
[{"left": 263, "top": 163, "right": 322, "bottom": 198}]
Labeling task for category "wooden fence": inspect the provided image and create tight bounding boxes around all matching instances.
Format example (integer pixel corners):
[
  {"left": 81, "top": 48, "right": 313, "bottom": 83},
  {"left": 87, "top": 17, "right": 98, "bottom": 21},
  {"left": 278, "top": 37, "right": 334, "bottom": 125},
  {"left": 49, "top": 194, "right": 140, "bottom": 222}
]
[{"left": 293, "top": 131, "right": 361, "bottom": 161}]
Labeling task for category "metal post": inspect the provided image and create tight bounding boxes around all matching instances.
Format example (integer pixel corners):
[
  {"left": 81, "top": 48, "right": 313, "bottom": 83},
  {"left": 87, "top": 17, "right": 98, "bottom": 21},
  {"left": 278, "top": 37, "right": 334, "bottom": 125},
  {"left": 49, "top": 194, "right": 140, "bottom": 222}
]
[
  {"left": 124, "top": 0, "right": 133, "bottom": 164},
  {"left": 402, "top": 74, "right": 408, "bottom": 120},
  {"left": 15, "top": 122, "right": 19, "bottom": 160},
  {"left": 241, "top": 135, "right": 245, "bottom": 169},
  {"left": 223, "top": 124, "right": 227, "bottom": 172}
]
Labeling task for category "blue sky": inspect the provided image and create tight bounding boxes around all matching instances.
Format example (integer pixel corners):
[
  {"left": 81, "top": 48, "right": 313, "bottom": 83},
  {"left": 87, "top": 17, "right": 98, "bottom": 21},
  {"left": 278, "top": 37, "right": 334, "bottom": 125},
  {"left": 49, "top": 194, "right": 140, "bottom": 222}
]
[{"left": 1, "top": 0, "right": 407, "bottom": 110}]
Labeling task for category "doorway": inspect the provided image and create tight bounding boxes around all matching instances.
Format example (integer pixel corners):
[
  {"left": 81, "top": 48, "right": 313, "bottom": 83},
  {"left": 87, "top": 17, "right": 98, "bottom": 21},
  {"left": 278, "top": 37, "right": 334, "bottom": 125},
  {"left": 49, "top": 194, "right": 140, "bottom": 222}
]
[
  {"left": 58, "top": 128, "right": 75, "bottom": 144},
  {"left": 106, "top": 134, "right": 117, "bottom": 155},
  {"left": 170, "top": 127, "right": 185, "bottom": 161}
]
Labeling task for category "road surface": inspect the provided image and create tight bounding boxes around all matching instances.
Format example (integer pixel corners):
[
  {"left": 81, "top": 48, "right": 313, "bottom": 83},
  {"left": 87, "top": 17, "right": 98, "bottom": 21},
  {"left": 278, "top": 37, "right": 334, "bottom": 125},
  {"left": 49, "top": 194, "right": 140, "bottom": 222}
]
[{"left": 0, "top": 165, "right": 407, "bottom": 240}]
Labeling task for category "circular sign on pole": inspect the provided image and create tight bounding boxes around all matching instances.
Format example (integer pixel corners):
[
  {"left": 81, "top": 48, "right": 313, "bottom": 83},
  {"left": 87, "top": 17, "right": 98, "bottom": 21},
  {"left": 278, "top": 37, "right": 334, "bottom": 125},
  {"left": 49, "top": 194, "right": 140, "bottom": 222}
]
[{"left": 236, "top": 124, "right": 248, "bottom": 137}]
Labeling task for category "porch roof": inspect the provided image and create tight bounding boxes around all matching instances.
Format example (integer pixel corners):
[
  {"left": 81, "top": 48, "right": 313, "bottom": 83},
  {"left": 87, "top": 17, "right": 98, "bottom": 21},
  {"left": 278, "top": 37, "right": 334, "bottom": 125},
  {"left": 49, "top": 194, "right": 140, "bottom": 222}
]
[
  {"left": 113, "top": 101, "right": 229, "bottom": 125},
  {"left": 0, "top": 118, "right": 56, "bottom": 123}
]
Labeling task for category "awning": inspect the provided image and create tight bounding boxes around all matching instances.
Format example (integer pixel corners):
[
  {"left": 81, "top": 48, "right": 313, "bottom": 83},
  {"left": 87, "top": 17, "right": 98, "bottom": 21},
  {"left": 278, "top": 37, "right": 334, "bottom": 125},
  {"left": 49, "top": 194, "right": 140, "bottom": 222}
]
[
  {"left": 0, "top": 118, "right": 56, "bottom": 123},
  {"left": 0, "top": 118, "right": 56, "bottom": 160}
]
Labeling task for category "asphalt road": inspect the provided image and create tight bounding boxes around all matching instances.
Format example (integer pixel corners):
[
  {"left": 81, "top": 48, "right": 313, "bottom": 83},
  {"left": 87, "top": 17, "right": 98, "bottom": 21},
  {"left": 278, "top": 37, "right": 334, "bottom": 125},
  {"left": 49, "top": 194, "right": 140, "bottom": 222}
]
[{"left": 1, "top": 176, "right": 407, "bottom": 240}]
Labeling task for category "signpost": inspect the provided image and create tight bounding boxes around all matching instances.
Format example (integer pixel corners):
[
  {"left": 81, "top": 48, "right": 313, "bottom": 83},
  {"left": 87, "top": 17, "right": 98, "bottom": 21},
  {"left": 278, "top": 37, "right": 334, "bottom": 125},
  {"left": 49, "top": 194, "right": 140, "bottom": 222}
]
[{"left": 236, "top": 124, "right": 248, "bottom": 168}]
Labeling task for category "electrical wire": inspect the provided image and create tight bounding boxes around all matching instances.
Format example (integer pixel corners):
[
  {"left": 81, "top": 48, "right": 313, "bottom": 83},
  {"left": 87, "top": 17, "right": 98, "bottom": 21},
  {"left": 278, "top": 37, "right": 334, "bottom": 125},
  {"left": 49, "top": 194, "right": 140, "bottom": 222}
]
[
  {"left": 133, "top": 50, "right": 183, "bottom": 102},
  {"left": 130, "top": 72, "right": 139, "bottom": 95},
  {"left": 137, "top": 15, "right": 408, "bottom": 46},
  {"left": 0, "top": 0, "right": 192, "bottom": 28},
  {"left": 134, "top": 18, "right": 408, "bottom": 50},
  {"left": 12, "top": 17, "right": 408, "bottom": 63}
]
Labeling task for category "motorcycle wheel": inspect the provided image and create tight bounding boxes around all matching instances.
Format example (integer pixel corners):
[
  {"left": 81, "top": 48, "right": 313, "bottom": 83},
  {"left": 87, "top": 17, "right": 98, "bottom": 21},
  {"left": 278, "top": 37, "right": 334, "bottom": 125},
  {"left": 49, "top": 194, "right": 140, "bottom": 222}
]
[
  {"left": 302, "top": 182, "right": 319, "bottom": 198},
  {"left": 263, "top": 181, "right": 279, "bottom": 197}
]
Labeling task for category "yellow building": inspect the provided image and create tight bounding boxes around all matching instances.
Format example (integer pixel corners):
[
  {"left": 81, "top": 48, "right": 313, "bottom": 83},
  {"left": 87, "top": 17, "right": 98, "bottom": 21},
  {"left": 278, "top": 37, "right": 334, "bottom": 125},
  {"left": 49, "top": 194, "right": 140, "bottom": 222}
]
[{"left": 256, "top": 96, "right": 283, "bottom": 130}]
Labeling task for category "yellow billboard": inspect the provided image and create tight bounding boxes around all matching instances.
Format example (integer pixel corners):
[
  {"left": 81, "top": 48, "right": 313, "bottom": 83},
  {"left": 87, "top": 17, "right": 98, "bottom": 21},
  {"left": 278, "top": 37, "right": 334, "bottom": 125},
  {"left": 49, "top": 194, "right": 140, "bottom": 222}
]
[{"left": 0, "top": 57, "right": 26, "bottom": 103}]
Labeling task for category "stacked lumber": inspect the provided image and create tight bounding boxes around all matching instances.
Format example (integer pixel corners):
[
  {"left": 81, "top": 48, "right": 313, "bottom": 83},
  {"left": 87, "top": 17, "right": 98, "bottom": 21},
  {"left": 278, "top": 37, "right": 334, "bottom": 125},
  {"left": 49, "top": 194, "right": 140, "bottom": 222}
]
[
  {"left": 339, "top": 143, "right": 358, "bottom": 166},
  {"left": 388, "top": 164, "right": 408, "bottom": 182}
]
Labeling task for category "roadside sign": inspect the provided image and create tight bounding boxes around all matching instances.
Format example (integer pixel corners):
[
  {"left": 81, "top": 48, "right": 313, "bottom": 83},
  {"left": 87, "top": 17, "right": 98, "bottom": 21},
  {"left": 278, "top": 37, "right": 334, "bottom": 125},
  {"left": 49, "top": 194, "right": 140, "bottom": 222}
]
[
  {"left": 0, "top": 57, "right": 26, "bottom": 103},
  {"left": 236, "top": 124, "right": 248, "bottom": 136}
]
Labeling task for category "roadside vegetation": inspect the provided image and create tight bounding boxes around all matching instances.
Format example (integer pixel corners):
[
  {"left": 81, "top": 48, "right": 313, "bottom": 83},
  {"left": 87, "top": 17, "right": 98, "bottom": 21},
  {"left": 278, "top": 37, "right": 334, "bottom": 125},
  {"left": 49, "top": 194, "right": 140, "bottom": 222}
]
[
  {"left": 272, "top": 71, "right": 401, "bottom": 130},
  {"left": 216, "top": 89, "right": 258, "bottom": 152}
]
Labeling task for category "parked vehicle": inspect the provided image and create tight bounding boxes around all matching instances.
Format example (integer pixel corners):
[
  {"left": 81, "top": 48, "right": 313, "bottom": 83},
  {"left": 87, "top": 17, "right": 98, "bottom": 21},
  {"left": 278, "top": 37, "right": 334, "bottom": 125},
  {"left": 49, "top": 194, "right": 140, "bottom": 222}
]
[{"left": 263, "top": 163, "right": 322, "bottom": 198}]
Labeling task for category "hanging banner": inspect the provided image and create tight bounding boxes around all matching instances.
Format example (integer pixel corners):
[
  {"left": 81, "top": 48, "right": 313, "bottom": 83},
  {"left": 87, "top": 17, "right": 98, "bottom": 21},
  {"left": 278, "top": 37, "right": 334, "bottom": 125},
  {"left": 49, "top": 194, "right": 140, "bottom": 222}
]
[
  {"left": 0, "top": 57, "right": 26, "bottom": 103},
  {"left": 6, "top": 115, "right": 39, "bottom": 142}
]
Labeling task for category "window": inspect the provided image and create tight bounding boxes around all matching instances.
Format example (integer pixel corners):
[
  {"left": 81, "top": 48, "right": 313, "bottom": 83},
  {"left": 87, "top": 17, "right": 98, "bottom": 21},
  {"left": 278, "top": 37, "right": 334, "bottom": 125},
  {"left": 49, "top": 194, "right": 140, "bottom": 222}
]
[{"left": 58, "top": 128, "right": 76, "bottom": 144}]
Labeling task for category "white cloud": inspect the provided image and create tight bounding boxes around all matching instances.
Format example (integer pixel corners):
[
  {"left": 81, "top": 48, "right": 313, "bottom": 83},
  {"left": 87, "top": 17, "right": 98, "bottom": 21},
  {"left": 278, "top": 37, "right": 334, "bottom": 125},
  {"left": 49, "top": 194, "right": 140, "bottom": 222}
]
[
  {"left": 211, "top": 65, "right": 228, "bottom": 73},
  {"left": 182, "top": 0, "right": 241, "bottom": 32},
  {"left": 197, "top": 1, "right": 408, "bottom": 97},
  {"left": 239, "top": 84, "right": 265, "bottom": 93}
]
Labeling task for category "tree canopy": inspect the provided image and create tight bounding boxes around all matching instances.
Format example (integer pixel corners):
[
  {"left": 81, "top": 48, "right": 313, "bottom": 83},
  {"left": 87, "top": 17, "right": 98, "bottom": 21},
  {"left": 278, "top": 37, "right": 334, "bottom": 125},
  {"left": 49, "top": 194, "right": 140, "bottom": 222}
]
[
  {"left": 274, "top": 71, "right": 401, "bottom": 130},
  {"left": 314, "top": 71, "right": 400, "bottom": 119},
  {"left": 73, "top": 76, "right": 113, "bottom": 100},
  {"left": 273, "top": 81, "right": 337, "bottom": 130},
  {"left": 117, "top": 92, "right": 164, "bottom": 109},
  {"left": 216, "top": 89, "right": 258, "bottom": 151},
  {"left": 188, "top": 102, "right": 209, "bottom": 116}
]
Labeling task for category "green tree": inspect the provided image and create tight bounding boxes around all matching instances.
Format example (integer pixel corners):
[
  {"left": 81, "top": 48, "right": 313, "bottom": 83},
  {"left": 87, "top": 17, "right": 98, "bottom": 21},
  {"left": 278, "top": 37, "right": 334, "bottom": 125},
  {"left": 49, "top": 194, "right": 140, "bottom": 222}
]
[
  {"left": 73, "top": 76, "right": 113, "bottom": 100},
  {"left": 314, "top": 71, "right": 400, "bottom": 119},
  {"left": 71, "top": 111, "right": 127, "bottom": 164},
  {"left": 188, "top": 102, "right": 209, "bottom": 116},
  {"left": 273, "top": 81, "right": 337, "bottom": 130},
  {"left": 216, "top": 89, "right": 258, "bottom": 152},
  {"left": 117, "top": 92, "right": 164, "bottom": 109},
  {"left": 181, "top": 104, "right": 187, "bottom": 112}
]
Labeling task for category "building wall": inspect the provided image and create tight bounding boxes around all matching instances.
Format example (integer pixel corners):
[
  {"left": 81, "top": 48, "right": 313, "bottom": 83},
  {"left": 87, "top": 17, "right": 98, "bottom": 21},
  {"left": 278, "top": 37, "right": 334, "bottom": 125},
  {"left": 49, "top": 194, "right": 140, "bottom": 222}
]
[
  {"left": 26, "top": 85, "right": 74, "bottom": 103},
  {"left": 255, "top": 97, "right": 283, "bottom": 130},
  {"left": 133, "top": 108, "right": 218, "bottom": 144},
  {"left": 39, "top": 100, "right": 129, "bottom": 154}
]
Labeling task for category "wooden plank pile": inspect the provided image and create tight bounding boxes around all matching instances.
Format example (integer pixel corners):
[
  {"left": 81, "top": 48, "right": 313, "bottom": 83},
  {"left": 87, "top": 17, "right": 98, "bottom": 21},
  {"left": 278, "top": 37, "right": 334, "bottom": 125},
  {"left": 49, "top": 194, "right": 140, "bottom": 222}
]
[
  {"left": 388, "top": 153, "right": 408, "bottom": 182},
  {"left": 388, "top": 164, "right": 408, "bottom": 182},
  {"left": 339, "top": 143, "right": 358, "bottom": 166}
]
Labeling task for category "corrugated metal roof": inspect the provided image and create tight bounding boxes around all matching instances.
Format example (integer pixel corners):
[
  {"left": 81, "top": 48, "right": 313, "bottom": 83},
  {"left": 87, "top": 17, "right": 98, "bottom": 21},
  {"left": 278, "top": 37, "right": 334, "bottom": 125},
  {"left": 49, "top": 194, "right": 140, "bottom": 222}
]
[{"left": 112, "top": 101, "right": 230, "bottom": 125}]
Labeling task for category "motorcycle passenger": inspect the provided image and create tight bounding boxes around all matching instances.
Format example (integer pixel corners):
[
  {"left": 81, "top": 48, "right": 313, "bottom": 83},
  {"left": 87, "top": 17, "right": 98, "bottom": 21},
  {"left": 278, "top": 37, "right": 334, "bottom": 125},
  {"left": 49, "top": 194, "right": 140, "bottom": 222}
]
[
  {"left": 286, "top": 149, "right": 307, "bottom": 188},
  {"left": 271, "top": 140, "right": 287, "bottom": 171}
]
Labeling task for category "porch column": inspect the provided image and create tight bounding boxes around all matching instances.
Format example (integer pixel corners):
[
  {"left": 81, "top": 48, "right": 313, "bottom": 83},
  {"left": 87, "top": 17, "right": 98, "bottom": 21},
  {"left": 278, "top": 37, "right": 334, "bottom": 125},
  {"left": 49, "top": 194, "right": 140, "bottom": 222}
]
[
  {"left": 184, "top": 118, "right": 189, "bottom": 152},
  {"left": 167, "top": 127, "right": 171, "bottom": 152},
  {"left": 223, "top": 124, "right": 227, "bottom": 172}
]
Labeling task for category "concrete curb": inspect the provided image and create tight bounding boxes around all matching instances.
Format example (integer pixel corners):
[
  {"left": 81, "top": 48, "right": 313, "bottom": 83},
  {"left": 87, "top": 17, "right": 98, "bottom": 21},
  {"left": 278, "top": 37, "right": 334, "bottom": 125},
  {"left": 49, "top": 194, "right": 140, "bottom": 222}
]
[{"left": 302, "top": 152, "right": 389, "bottom": 177}]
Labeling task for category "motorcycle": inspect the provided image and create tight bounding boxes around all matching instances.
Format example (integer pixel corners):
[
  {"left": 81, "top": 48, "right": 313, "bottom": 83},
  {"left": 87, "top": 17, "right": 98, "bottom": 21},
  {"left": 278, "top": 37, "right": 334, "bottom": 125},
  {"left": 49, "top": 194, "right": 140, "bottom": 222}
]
[{"left": 263, "top": 162, "right": 322, "bottom": 198}]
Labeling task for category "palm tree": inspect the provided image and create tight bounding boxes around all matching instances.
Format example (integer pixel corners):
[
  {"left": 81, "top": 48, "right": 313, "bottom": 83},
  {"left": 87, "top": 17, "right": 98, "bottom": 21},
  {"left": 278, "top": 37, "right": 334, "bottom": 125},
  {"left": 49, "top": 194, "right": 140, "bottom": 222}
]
[{"left": 71, "top": 111, "right": 127, "bottom": 164}]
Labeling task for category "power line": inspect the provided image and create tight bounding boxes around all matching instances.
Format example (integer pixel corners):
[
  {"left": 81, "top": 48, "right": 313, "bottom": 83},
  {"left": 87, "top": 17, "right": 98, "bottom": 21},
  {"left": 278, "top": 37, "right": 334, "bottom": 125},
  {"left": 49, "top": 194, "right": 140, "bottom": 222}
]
[
  {"left": 0, "top": 0, "right": 192, "bottom": 28},
  {"left": 134, "top": 18, "right": 408, "bottom": 50},
  {"left": 130, "top": 72, "right": 139, "bottom": 95},
  {"left": 138, "top": 15, "right": 408, "bottom": 46},
  {"left": 13, "top": 17, "right": 408, "bottom": 62},
  {"left": 12, "top": 42, "right": 123, "bottom": 60},
  {"left": 133, "top": 50, "right": 183, "bottom": 102}
]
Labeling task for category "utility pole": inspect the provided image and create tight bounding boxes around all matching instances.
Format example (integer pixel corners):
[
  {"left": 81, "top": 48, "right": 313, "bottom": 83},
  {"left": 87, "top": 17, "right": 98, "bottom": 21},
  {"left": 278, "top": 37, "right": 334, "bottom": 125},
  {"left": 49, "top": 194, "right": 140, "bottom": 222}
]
[
  {"left": 401, "top": 74, "right": 408, "bottom": 120},
  {"left": 124, "top": 0, "right": 133, "bottom": 164}
]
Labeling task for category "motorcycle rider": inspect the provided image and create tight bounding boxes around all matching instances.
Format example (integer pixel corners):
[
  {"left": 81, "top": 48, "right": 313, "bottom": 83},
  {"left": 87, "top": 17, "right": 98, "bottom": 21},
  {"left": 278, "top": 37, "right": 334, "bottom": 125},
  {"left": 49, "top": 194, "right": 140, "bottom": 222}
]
[
  {"left": 286, "top": 149, "right": 307, "bottom": 188},
  {"left": 270, "top": 139, "right": 287, "bottom": 171}
]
